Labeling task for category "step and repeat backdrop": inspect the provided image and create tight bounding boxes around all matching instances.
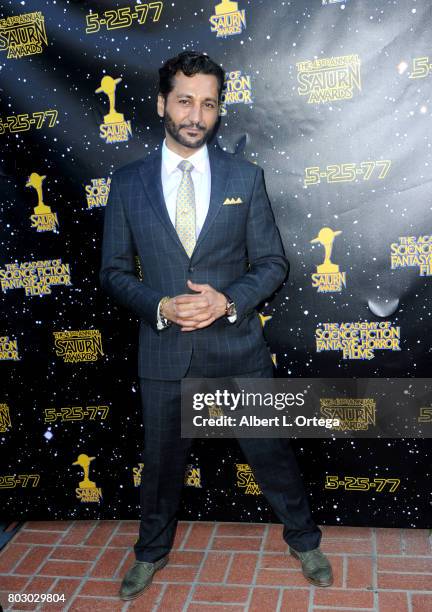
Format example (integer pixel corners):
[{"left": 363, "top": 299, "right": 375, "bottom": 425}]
[{"left": 1, "top": 0, "right": 431, "bottom": 527}]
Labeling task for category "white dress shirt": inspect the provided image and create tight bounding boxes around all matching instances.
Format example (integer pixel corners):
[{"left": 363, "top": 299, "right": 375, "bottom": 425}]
[
  {"left": 156, "top": 139, "right": 236, "bottom": 328},
  {"left": 161, "top": 138, "right": 211, "bottom": 238}
]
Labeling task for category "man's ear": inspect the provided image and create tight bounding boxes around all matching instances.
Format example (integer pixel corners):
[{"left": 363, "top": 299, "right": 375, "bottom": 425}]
[{"left": 157, "top": 93, "right": 165, "bottom": 118}]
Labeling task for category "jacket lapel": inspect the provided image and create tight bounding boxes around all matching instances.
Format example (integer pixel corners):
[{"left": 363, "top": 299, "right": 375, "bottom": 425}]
[
  {"left": 194, "top": 146, "right": 231, "bottom": 253},
  {"left": 138, "top": 149, "right": 187, "bottom": 255}
]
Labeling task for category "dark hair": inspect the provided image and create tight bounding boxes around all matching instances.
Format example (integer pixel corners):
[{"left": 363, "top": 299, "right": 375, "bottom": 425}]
[{"left": 159, "top": 51, "right": 225, "bottom": 100}]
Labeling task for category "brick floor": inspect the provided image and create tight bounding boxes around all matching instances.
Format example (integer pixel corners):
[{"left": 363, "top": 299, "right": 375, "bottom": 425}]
[{"left": 0, "top": 522, "right": 431, "bottom": 611}]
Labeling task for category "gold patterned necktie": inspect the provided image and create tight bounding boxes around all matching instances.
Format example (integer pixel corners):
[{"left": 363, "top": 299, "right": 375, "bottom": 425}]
[{"left": 175, "top": 159, "right": 196, "bottom": 257}]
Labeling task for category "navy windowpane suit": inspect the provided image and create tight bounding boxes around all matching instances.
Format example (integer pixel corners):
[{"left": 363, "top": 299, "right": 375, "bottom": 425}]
[{"left": 100, "top": 144, "right": 321, "bottom": 560}]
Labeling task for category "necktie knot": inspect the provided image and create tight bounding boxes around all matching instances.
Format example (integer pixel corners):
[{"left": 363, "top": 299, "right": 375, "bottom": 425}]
[{"left": 178, "top": 160, "right": 194, "bottom": 173}]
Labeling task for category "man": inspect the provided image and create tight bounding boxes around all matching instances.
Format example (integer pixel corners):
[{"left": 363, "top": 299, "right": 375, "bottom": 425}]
[{"left": 100, "top": 51, "right": 333, "bottom": 601}]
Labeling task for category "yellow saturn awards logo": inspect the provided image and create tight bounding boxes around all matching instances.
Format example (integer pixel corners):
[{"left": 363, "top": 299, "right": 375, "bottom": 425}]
[
  {"left": 26, "top": 173, "right": 59, "bottom": 232},
  {"left": 53, "top": 329, "right": 104, "bottom": 363},
  {"left": 96, "top": 76, "right": 132, "bottom": 144},
  {"left": 297, "top": 54, "right": 361, "bottom": 104},
  {"left": 0, "top": 11, "right": 48, "bottom": 59},
  {"left": 236, "top": 463, "right": 261, "bottom": 495},
  {"left": 320, "top": 398, "right": 376, "bottom": 431},
  {"left": 73, "top": 454, "right": 102, "bottom": 503},
  {"left": 311, "top": 227, "right": 346, "bottom": 292},
  {"left": 210, "top": 0, "right": 246, "bottom": 38}
]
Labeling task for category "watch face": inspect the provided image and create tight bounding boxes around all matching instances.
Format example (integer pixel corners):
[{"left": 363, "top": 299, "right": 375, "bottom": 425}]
[{"left": 227, "top": 302, "right": 236, "bottom": 316}]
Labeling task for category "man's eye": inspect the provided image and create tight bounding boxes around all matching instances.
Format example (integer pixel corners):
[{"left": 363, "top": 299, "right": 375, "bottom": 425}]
[
  {"left": 179, "top": 99, "right": 189, "bottom": 104},
  {"left": 206, "top": 103, "right": 216, "bottom": 109}
]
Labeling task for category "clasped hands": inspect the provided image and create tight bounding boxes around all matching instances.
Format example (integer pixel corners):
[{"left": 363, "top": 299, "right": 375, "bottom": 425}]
[{"left": 161, "top": 280, "right": 228, "bottom": 332}]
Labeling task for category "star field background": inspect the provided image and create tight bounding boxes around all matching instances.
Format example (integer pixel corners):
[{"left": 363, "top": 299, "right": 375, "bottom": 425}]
[{"left": 0, "top": 0, "right": 431, "bottom": 527}]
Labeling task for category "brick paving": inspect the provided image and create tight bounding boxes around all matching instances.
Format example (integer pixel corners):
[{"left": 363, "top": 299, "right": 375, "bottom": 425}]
[{"left": 0, "top": 521, "right": 431, "bottom": 611}]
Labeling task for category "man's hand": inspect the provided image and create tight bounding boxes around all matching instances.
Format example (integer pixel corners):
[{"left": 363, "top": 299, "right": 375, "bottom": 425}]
[{"left": 161, "top": 280, "right": 227, "bottom": 331}]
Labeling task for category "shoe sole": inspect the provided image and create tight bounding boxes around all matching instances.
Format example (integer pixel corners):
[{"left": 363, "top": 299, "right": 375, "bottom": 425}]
[
  {"left": 119, "top": 556, "right": 169, "bottom": 601},
  {"left": 289, "top": 548, "right": 333, "bottom": 588}
]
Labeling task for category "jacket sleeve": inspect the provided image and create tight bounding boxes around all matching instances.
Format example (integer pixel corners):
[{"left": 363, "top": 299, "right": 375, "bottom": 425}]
[
  {"left": 222, "top": 166, "right": 289, "bottom": 325},
  {"left": 99, "top": 174, "right": 163, "bottom": 330}
]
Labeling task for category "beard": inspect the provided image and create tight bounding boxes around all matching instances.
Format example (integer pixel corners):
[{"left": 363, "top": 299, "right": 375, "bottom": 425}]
[{"left": 164, "top": 109, "right": 213, "bottom": 149}]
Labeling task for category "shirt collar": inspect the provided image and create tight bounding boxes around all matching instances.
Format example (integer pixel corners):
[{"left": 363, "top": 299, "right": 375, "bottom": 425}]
[{"left": 162, "top": 139, "right": 208, "bottom": 175}]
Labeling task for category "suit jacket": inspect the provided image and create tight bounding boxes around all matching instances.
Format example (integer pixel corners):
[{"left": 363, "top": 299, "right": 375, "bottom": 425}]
[{"left": 100, "top": 144, "right": 288, "bottom": 380}]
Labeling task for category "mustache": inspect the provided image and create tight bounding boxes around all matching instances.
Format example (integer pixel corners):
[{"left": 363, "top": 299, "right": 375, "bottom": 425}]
[{"left": 180, "top": 123, "right": 206, "bottom": 131}]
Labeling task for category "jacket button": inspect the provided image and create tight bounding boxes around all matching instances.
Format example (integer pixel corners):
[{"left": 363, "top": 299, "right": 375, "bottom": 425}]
[{"left": 189, "top": 266, "right": 195, "bottom": 272}]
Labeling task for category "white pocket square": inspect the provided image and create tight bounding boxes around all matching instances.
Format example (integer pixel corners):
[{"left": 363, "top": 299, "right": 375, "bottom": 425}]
[{"left": 223, "top": 197, "right": 243, "bottom": 205}]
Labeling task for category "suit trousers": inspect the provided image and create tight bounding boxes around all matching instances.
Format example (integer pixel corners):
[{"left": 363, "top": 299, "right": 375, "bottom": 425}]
[{"left": 134, "top": 356, "right": 322, "bottom": 562}]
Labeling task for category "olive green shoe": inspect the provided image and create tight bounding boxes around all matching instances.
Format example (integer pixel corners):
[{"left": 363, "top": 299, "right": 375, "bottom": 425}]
[
  {"left": 289, "top": 546, "right": 333, "bottom": 587},
  {"left": 119, "top": 555, "right": 169, "bottom": 601}
]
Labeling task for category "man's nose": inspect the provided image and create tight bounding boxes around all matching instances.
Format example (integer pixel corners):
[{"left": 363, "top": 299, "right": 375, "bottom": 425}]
[{"left": 188, "top": 103, "right": 203, "bottom": 124}]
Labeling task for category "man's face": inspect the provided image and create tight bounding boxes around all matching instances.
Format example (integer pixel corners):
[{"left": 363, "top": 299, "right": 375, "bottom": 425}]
[{"left": 157, "top": 71, "right": 220, "bottom": 154}]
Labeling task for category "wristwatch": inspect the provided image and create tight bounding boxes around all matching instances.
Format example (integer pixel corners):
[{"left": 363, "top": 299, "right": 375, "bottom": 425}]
[
  {"left": 159, "top": 296, "right": 172, "bottom": 328},
  {"left": 223, "top": 293, "right": 237, "bottom": 318}
]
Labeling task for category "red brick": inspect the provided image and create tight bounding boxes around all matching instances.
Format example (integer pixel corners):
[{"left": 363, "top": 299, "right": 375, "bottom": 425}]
[
  {"left": 9, "top": 577, "right": 54, "bottom": 611},
  {"left": 188, "top": 606, "right": 245, "bottom": 611},
  {"left": 154, "top": 565, "right": 197, "bottom": 582},
  {"left": 49, "top": 545, "right": 100, "bottom": 561},
  {"left": 346, "top": 555, "right": 374, "bottom": 589},
  {"left": 14, "top": 531, "right": 62, "bottom": 545},
  {"left": 412, "top": 594, "right": 432, "bottom": 611},
  {"left": 226, "top": 553, "right": 258, "bottom": 584},
  {"left": 39, "top": 559, "right": 91, "bottom": 577},
  {"left": 261, "top": 553, "right": 298, "bottom": 569},
  {"left": 0, "top": 543, "right": 30, "bottom": 573},
  {"left": 183, "top": 523, "right": 215, "bottom": 550},
  {"left": 198, "top": 551, "right": 231, "bottom": 582},
  {"left": 193, "top": 585, "right": 250, "bottom": 603},
  {"left": 118, "top": 520, "right": 139, "bottom": 533},
  {"left": 212, "top": 537, "right": 261, "bottom": 551},
  {"left": 127, "top": 583, "right": 164, "bottom": 611},
  {"left": 249, "top": 587, "right": 280, "bottom": 612},
  {"left": 90, "top": 548, "right": 125, "bottom": 578},
  {"left": 169, "top": 551, "right": 204, "bottom": 565},
  {"left": 378, "top": 591, "right": 409, "bottom": 612},
  {"left": 314, "top": 588, "right": 374, "bottom": 608},
  {"left": 69, "top": 597, "right": 124, "bottom": 611},
  {"left": 376, "top": 528, "right": 402, "bottom": 554},
  {"left": 61, "top": 521, "right": 97, "bottom": 545},
  {"left": 256, "top": 569, "right": 307, "bottom": 587},
  {"left": 280, "top": 588, "right": 310, "bottom": 611},
  {"left": 158, "top": 584, "right": 192, "bottom": 611},
  {"left": 378, "top": 573, "right": 432, "bottom": 590},
  {"left": 378, "top": 556, "right": 432, "bottom": 572},
  {"left": 84, "top": 521, "right": 117, "bottom": 546},
  {"left": 321, "top": 525, "right": 373, "bottom": 539},
  {"left": 321, "top": 539, "right": 372, "bottom": 554},
  {"left": 0, "top": 575, "right": 29, "bottom": 591},
  {"left": 117, "top": 550, "right": 135, "bottom": 578},
  {"left": 79, "top": 580, "right": 122, "bottom": 597},
  {"left": 24, "top": 521, "right": 72, "bottom": 532},
  {"left": 173, "top": 522, "right": 191, "bottom": 549},
  {"left": 403, "top": 529, "right": 432, "bottom": 555},
  {"left": 263, "top": 524, "right": 286, "bottom": 552},
  {"left": 14, "top": 546, "right": 52, "bottom": 575},
  {"left": 216, "top": 524, "right": 265, "bottom": 537},
  {"left": 108, "top": 533, "right": 135, "bottom": 547},
  {"left": 40, "top": 578, "right": 81, "bottom": 612}
]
